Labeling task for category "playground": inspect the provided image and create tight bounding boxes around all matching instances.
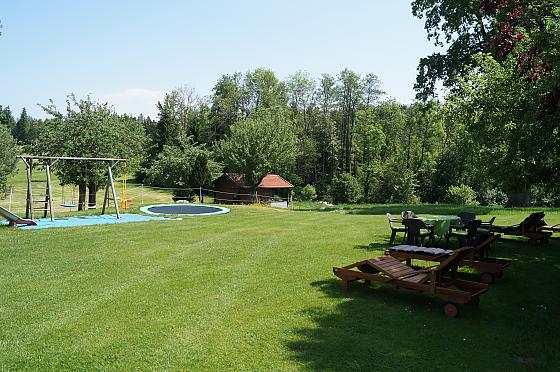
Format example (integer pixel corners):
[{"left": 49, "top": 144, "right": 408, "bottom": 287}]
[{"left": 0, "top": 156, "right": 232, "bottom": 229}]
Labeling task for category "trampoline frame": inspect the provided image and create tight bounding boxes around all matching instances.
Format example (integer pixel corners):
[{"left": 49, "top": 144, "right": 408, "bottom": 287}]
[{"left": 140, "top": 203, "right": 230, "bottom": 216}]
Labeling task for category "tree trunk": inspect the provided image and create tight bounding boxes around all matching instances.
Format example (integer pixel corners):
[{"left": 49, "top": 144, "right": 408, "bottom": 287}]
[
  {"left": 88, "top": 183, "right": 98, "bottom": 209},
  {"left": 508, "top": 184, "right": 531, "bottom": 207},
  {"left": 78, "top": 183, "right": 87, "bottom": 211}
]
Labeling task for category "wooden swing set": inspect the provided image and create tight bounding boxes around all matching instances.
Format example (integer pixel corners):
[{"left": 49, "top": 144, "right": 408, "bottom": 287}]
[{"left": 17, "top": 155, "right": 126, "bottom": 221}]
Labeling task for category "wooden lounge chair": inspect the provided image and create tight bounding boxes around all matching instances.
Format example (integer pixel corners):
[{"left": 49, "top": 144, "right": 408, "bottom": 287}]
[
  {"left": 333, "top": 247, "right": 489, "bottom": 317},
  {"left": 386, "top": 213, "right": 407, "bottom": 245},
  {"left": 387, "top": 233, "right": 509, "bottom": 284},
  {"left": 537, "top": 219, "right": 560, "bottom": 234},
  {"left": 492, "top": 212, "right": 551, "bottom": 244}
]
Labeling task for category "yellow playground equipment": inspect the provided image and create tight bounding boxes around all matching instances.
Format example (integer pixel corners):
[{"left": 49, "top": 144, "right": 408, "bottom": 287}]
[{"left": 119, "top": 161, "right": 133, "bottom": 209}]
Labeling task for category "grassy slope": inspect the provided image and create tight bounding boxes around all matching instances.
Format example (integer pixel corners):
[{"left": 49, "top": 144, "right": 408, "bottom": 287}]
[{"left": 1, "top": 204, "right": 560, "bottom": 371}]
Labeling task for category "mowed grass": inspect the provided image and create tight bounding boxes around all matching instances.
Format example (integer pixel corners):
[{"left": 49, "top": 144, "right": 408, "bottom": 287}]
[{"left": 1, "top": 203, "right": 560, "bottom": 371}]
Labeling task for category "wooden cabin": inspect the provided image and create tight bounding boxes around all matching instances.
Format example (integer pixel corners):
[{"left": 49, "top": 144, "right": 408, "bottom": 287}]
[{"left": 213, "top": 173, "right": 294, "bottom": 206}]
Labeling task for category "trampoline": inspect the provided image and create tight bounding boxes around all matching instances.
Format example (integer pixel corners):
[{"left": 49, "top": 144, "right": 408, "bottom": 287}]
[{"left": 140, "top": 203, "right": 230, "bottom": 216}]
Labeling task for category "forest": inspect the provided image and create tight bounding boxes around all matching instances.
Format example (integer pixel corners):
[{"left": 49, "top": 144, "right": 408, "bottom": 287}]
[{"left": 0, "top": 0, "right": 558, "bottom": 207}]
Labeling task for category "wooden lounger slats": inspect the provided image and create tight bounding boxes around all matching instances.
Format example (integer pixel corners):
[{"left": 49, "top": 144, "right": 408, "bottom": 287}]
[
  {"left": 493, "top": 212, "right": 552, "bottom": 243},
  {"left": 367, "top": 258, "right": 419, "bottom": 279},
  {"left": 401, "top": 273, "right": 429, "bottom": 283}
]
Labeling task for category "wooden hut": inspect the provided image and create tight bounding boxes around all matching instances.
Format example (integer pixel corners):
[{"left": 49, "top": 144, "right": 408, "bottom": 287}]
[{"left": 213, "top": 173, "right": 294, "bottom": 206}]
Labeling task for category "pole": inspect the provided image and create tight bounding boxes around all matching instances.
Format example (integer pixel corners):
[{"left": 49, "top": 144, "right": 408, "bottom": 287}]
[
  {"left": 199, "top": 187, "right": 203, "bottom": 204},
  {"left": 8, "top": 187, "right": 13, "bottom": 211},
  {"left": 141, "top": 184, "right": 144, "bottom": 204},
  {"left": 107, "top": 162, "right": 120, "bottom": 219},
  {"left": 121, "top": 161, "right": 127, "bottom": 209},
  {"left": 45, "top": 162, "right": 55, "bottom": 221},
  {"left": 26, "top": 158, "right": 33, "bottom": 219}
]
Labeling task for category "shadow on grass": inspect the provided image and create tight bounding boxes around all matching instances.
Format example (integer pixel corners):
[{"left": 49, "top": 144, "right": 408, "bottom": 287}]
[
  {"left": 286, "top": 238, "right": 560, "bottom": 370},
  {"left": 293, "top": 203, "right": 498, "bottom": 216},
  {"left": 353, "top": 242, "right": 389, "bottom": 253},
  {"left": 293, "top": 203, "right": 560, "bottom": 217}
]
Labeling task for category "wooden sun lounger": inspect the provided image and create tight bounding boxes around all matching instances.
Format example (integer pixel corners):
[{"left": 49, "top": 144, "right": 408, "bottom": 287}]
[
  {"left": 333, "top": 247, "right": 489, "bottom": 317},
  {"left": 387, "top": 234, "right": 509, "bottom": 284},
  {"left": 538, "top": 222, "right": 560, "bottom": 233},
  {"left": 492, "top": 212, "right": 551, "bottom": 244},
  {"left": 0, "top": 206, "right": 37, "bottom": 227}
]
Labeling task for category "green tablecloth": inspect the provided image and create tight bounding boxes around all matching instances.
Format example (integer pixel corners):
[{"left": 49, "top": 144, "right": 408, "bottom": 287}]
[{"left": 420, "top": 215, "right": 462, "bottom": 237}]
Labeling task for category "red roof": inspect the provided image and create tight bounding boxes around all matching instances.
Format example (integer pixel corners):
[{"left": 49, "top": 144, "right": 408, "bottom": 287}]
[
  {"left": 221, "top": 173, "right": 293, "bottom": 189},
  {"left": 257, "top": 174, "right": 294, "bottom": 189}
]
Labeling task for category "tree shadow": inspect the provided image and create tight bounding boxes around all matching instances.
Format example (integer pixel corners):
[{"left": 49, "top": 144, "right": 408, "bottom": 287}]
[
  {"left": 353, "top": 242, "right": 389, "bottom": 253},
  {"left": 285, "top": 238, "right": 560, "bottom": 370},
  {"left": 293, "top": 204, "right": 497, "bottom": 216}
]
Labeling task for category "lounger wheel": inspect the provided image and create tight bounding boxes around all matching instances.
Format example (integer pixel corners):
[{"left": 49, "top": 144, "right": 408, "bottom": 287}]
[
  {"left": 480, "top": 272, "right": 494, "bottom": 284},
  {"left": 443, "top": 303, "right": 460, "bottom": 318}
]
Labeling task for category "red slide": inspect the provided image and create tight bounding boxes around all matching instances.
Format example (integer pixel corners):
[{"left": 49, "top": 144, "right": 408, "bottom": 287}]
[{"left": 0, "top": 206, "right": 37, "bottom": 227}]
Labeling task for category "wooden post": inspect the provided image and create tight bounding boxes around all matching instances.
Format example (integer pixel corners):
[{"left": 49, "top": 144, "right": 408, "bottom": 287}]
[
  {"left": 26, "top": 158, "right": 33, "bottom": 219},
  {"left": 102, "top": 182, "right": 110, "bottom": 215},
  {"left": 8, "top": 187, "right": 13, "bottom": 212},
  {"left": 45, "top": 162, "right": 55, "bottom": 221},
  {"left": 107, "top": 162, "right": 120, "bottom": 219},
  {"left": 288, "top": 189, "right": 292, "bottom": 207}
]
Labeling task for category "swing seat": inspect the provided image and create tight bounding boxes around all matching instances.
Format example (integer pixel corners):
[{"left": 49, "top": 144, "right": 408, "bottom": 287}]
[{"left": 61, "top": 203, "right": 79, "bottom": 208}]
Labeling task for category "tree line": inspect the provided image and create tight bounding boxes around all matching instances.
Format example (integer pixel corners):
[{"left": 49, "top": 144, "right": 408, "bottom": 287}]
[{"left": 1, "top": 0, "right": 558, "bottom": 207}]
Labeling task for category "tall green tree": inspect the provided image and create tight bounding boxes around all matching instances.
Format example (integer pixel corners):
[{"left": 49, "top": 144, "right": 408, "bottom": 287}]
[
  {"left": 145, "top": 136, "right": 221, "bottom": 198},
  {"left": 0, "top": 125, "right": 18, "bottom": 197},
  {"left": 413, "top": 0, "right": 560, "bottom": 205},
  {"left": 14, "top": 108, "right": 31, "bottom": 144},
  {"left": 337, "top": 69, "right": 362, "bottom": 174},
  {"left": 412, "top": 0, "right": 559, "bottom": 102},
  {"left": 242, "top": 69, "right": 287, "bottom": 115},
  {"left": 38, "top": 95, "right": 146, "bottom": 209},
  {"left": 0, "top": 106, "right": 16, "bottom": 133},
  {"left": 218, "top": 108, "right": 298, "bottom": 187},
  {"left": 354, "top": 107, "right": 384, "bottom": 201},
  {"left": 445, "top": 54, "right": 558, "bottom": 205},
  {"left": 209, "top": 73, "right": 243, "bottom": 142}
]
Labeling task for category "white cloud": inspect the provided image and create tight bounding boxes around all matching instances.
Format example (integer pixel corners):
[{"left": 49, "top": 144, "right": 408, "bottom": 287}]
[{"left": 96, "top": 88, "right": 165, "bottom": 119}]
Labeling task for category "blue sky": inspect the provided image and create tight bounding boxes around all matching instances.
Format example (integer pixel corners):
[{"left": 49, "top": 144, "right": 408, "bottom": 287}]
[{"left": 0, "top": 1, "right": 441, "bottom": 119}]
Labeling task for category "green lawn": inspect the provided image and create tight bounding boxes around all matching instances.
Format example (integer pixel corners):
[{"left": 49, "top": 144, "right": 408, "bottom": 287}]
[{"left": 1, "top": 202, "right": 559, "bottom": 370}]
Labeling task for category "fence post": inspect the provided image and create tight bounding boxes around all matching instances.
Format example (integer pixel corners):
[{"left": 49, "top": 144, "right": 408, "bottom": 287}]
[
  {"left": 8, "top": 187, "right": 13, "bottom": 211},
  {"left": 141, "top": 184, "right": 144, "bottom": 204}
]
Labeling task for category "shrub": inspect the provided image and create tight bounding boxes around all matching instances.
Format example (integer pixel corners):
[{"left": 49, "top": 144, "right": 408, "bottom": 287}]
[
  {"left": 298, "top": 184, "right": 317, "bottom": 201},
  {"left": 331, "top": 173, "right": 362, "bottom": 203},
  {"left": 479, "top": 188, "right": 508, "bottom": 206},
  {"left": 0, "top": 126, "right": 18, "bottom": 197},
  {"left": 445, "top": 184, "right": 477, "bottom": 205},
  {"left": 531, "top": 185, "right": 560, "bottom": 207},
  {"left": 391, "top": 170, "right": 419, "bottom": 204}
]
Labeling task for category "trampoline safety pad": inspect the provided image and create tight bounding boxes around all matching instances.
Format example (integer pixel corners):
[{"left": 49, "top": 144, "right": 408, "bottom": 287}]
[{"left": 140, "top": 203, "right": 230, "bottom": 216}]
